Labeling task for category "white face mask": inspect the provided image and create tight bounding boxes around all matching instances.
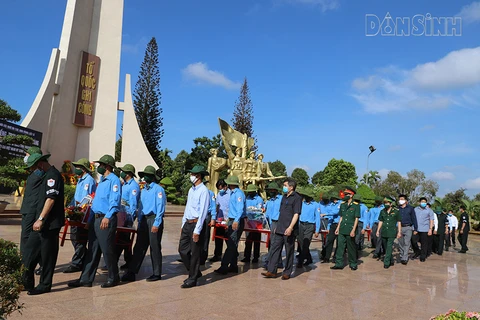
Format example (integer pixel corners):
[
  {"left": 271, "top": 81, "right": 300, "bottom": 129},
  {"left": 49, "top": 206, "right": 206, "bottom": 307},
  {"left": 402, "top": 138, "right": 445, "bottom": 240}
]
[
  {"left": 24, "top": 155, "right": 29, "bottom": 164},
  {"left": 190, "top": 175, "right": 198, "bottom": 184},
  {"left": 398, "top": 200, "right": 406, "bottom": 205}
]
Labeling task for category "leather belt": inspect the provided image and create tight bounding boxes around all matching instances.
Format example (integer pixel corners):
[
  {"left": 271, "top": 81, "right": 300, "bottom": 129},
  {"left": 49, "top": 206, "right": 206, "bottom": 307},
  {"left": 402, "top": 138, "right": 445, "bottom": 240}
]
[
  {"left": 402, "top": 224, "right": 412, "bottom": 227},
  {"left": 271, "top": 219, "right": 278, "bottom": 222},
  {"left": 301, "top": 222, "right": 315, "bottom": 225},
  {"left": 186, "top": 219, "right": 198, "bottom": 224},
  {"left": 95, "top": 214, "right": 106, "bottom": 218},
  {"left": 145, "top": 214, "right": 156, "bottom": 219}
]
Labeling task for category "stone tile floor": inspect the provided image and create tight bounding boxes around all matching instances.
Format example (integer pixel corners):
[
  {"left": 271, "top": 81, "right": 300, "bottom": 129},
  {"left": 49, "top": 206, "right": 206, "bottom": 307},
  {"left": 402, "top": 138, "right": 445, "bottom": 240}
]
[{"left": 1, "top": 217, "right": 479, "bottom": 320}]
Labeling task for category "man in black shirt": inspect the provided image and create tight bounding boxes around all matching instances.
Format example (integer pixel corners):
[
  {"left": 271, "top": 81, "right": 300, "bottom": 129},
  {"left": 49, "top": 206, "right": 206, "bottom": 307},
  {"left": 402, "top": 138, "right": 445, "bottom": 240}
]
[
  {"left": 458, "top": 205, "right": 470, "bottom": 253},
  {"left": 22, "top": 153, "right": 65, "bottom": 295},
  {"left": 262, "top": 178, "right": 302, "bottom": 280}
]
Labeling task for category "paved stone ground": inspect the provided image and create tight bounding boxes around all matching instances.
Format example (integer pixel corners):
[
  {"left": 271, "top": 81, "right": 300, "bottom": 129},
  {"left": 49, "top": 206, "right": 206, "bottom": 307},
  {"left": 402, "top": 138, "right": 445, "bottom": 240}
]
[{"left": 1, "top": 216, "right": 479, "bottom": 320}]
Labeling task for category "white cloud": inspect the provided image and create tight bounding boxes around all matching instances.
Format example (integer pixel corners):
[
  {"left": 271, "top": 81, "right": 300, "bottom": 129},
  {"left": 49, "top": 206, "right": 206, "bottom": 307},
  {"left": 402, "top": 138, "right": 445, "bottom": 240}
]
[
  {"left": 431, "top": 171, "right": 455, "bottom": 181},
  {"left": 457, "top": 1, "right": 480, "bottom": 23},
  {"left": 422, "top": 142, "right": 475, "bottom": 158},
  {"left": 378, "top": 168, "right": 390, "bottom": 179},
  {"left": 351, "top": 47, "right": 480, "bottom": 113},
  {"left": 274, "top": 0, "right": 340, "bottom": 12},
  {"left": 121, "top": 36, "right": 148, "bottom": 55},
  {"left": 182, "top": 62, "right": 240, "bottom": 90},
  {"left": 463, "top": 177, "right": 480, "bottom": 189}
]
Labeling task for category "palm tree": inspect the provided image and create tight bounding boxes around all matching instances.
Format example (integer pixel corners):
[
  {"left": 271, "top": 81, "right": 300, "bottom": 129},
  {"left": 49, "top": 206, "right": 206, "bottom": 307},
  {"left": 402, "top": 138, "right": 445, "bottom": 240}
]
[
  {"left": 461, "top": 199, "right": 480, "bottom": 221},
  {"left": 360, "top": 170, "right": 381, "bottom": 188}
]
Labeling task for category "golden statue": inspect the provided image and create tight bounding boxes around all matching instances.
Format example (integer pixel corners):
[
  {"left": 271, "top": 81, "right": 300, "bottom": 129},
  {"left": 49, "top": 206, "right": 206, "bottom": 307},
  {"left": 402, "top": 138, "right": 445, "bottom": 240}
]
[{"left": 207, "top": 148, "right": 227, "bottom": 194}]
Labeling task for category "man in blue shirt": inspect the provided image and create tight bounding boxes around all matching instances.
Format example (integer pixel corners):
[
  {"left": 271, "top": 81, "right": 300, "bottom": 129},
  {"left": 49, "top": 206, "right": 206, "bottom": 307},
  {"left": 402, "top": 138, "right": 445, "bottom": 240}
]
[
  {"left": 116, "top": 164, "right": 140, "bottom": 270},
  {"left": 353, "top": 194, "right": 369, "bottom": 252},
  {"left": 122, "top": 165, "right": 166, "bottom": 282},
  {"left": 369, "top": 197, "right": 385, "bottom": 259},
  {"left": 318, "top": 194, "right": 330, "bottom": 238},
  {"left": 209, "top": 179, "right": 230, "bottom": 262},
  {"left": 263, "top": 182, "right": 283, "bottom": 269},
  {"left": 413, "top": 197, "right": 434, "bottom": 262},
  {"left": 296, "top": 188, "right": 320, "bottom": 268},
  {"left": 64, "top": 158, "right": 96, "bottom": 274},
  {"left": 68, "top": 154, "right": 122, "bottom": 288},
  {"left": 320, "top": 192, "right": 341, "bottom": 263},
  {"left": 200, "top": 183, "right": 217, "bottom": 265},
  {"left": 397, "top": 194, "right": 417, "bottom": 264},
  {"left": 214, "top": 175, "right": 246, "bottom": 275},
  {"left": 178, "top": 165, "right": 210, "bottom": 288},
  {"left": 241, "top": 184, "right": 264, "bottom": 263}
]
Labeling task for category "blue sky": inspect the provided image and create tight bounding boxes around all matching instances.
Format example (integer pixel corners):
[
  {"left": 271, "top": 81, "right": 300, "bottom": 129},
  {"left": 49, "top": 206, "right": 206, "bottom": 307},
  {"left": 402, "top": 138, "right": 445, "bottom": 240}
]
[{"left": 1, "top": 0, "right": 480, "bottom": 196}]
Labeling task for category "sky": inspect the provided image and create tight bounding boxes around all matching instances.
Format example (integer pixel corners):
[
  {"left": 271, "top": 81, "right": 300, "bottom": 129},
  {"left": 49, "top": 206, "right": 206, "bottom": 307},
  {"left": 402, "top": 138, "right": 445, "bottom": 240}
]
[{"left": 1, "top": 0, "right": 480, "bottom": 197}]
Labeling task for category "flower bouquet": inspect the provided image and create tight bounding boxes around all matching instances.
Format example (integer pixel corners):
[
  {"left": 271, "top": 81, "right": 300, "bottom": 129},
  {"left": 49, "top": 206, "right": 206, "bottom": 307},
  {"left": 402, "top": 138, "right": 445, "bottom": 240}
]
[
  {"left": 431, "top": 309, "right": 480, "bottom": 320},
  {"left": 65, "top": 205, "right": 86, "bottom": 221}
]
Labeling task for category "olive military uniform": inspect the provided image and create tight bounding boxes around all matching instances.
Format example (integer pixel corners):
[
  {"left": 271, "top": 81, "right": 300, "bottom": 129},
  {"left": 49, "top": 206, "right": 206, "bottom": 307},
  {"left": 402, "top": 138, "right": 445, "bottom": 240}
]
[
  {"left": 23, "top": 166, "right": 65, "bottom": 292},
  {"left": 19, "top": 172, "right": 43, "bottom": 255},
  {"left": 459, "top": 211, "right": 470, "bottom": 253},
  {"left": 333, "top": 201, "right": 360, "bottom": 268},
  {"left": 378, "top": 208, "right": 401, "bottom": 267}
]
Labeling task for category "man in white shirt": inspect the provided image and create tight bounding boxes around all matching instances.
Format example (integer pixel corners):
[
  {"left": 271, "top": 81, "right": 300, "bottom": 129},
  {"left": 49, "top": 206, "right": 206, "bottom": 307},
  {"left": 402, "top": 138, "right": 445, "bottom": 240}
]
[{"left": 447, "top": 210, "right": 458, "bottom": 249}]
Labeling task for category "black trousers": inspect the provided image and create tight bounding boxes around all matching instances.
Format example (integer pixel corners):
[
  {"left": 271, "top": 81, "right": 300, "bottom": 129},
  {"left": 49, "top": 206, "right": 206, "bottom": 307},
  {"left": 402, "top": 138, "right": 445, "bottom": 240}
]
[
  {"left": 459, "top": 231, "right": 469, "bottom": 251},
  {"left": 320, "top": 223, "right": 338, "bottom": 261},
  {"left": 220, "top": 219, "right": 245, "bottom": 269},
  {"left": 412, "top": 232, "right": 429, "bottom": 260},
  {"left": 70, "top": 226, "right": 88, "bottom": 268},
  {"left": 426, "top": 228, "right": 434, "bottom": 255},
  {"left": 451, "top": 227, "right": 456, "bottom": 246},
  {"left": 297, "top": 222, "right": 315, "bottom": 264},
  {"left": 243, "top": 232, "right": 261, "bottom": 260},
  {"left": 80, "top": 215, "right": 119, "bottom": 284},
  {"left": 372, "top": 223, "right": 384, "bottom": 255},
  {"left": 267, "top": 232, "right": 295, "bottom": 275},
  {"left": 20, "top": 213, "right": 36, "bottom": 256},
  {"left": 129, "top": 216, "right": 164, "bottom": 276},
  {"left": 433, "top": 233, "right": 445, "bottom": 255},
  {"left": 445, "top": 230, "right": 451, "bottom": 248},
  {"left": 200, "top": 214, "right": 211, "bottom": 264},
  {"left": 213, "top": 227, "right": 225, "bottom": 258},
  {"left": 355, "top": 221, "right": 365, "bottom": 251},
  {"left": 22, "top": 228, "right": 61, "bottom": 292},
  {"left": 116, "top": 216, "right": 134, "bottom": 265},
  {"left": 179, "top": 221, "right": 206, "bottom": 284}
]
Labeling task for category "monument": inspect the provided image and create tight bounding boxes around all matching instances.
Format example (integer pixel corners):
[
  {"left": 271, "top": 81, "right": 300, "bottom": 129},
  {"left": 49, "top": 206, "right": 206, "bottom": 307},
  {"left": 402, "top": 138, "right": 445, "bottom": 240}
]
[
  {"left": 21, "top": 0, "right": 156, "bottom": 172},
  {"left": 208, "top": 118, "right": 285, "bottom": 197}
]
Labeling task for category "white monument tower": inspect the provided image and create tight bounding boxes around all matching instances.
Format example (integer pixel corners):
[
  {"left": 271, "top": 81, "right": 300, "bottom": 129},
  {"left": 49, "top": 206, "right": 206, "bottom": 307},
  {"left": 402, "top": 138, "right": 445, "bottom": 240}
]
[{"left": 22, "top": 0, "right": 156, "bottom": 171}]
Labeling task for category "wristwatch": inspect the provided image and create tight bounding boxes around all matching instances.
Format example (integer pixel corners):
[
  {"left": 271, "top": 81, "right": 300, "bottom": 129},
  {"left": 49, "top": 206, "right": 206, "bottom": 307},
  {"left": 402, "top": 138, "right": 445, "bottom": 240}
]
[{"left": 38, "top": 216, "right": 44, "bottom": 221}]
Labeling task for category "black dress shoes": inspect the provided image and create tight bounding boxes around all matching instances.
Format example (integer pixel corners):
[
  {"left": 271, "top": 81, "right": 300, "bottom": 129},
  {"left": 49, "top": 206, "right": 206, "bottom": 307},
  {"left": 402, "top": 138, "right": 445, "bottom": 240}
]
[
  {"left": 27, "top": 288, "right": 50, "bottom": 295},
  {"left": 101, "top": 281, "right": 119, "bottom": 288},
  {"left": 63, "top": 265, "right": 82, "bottom": 273},
  {"left": 146, "top": 275, "right": 161, "bottom": 282},
  {"left": 181, "top": 281, "right": 196, "bottom": 289},
  {"left": 121, "top": 272, "right": 136, "bottom": 282},
  {"left": 68, "top": 280, "right": 92, "bottom": 288},
  {"left": 330, "top": 266, "right": 343, "bottom": 270}
]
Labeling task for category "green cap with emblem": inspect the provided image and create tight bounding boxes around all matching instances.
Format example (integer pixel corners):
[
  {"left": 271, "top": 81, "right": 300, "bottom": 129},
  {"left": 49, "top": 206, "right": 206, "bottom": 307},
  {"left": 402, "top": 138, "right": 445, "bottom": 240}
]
[
  {"left": 225, "top": 175, "right": 241, "bottom": 186},
  {"left": 188, "top": 165, "right": 209, "bottom": 176},
  {"left": 159, "top": 177, "right": 173, "bottom": 186},
  {"left": 24, "top": 153, "right": 51, "bottom": 169},
  {"left": 298, "top": 188, "right": 315, "bottom": 199},
  {"left": 384, "top": 196, "right": 395, "bottom": 203},
  {"left": 353, "top": 194, "right": 362, "bottom": 202},
  {"left": 95, "top": 154, "right": 116, "bottom": 168},
  {"left": 329, "top": 192, "right": 341, "bottom": 200},
  {"left": 245, "top": 184, "right": 258, "bottom": 192},
  {"left": 265, "top": 182, "right": 281, "bottom": 191},
  {"left": 118, "top": 163, "right": 137, "bottom": 178},
  {"left": 344, "top": 186, "right": 357, "bottom": 194},
  {"left": 138, "top": 165, "right": 160, "bottom": 181},
  {"left": 72, "top": 158, "right": 93, "bottom": 173}
]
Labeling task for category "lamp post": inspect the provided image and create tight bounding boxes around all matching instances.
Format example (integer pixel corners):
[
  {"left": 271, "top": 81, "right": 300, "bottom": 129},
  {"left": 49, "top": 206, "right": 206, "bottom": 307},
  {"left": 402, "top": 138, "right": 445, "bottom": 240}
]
[{"left": 366, "top": 145, "right": 376, "bottom": 184}]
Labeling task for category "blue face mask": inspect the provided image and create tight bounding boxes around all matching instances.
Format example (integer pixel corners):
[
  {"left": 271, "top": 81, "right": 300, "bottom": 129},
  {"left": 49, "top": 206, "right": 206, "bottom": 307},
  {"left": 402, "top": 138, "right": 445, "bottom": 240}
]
[
  {"left": 420, "top": 203, "right": 427, "bottom": 208},
  {"left": 282, "top": 186, "right": 289, "bottom": 193},
  {"left": 219, "top": 189, "right": 226, "bottom": 196},
  {"left": 448, "top": 213, "right": 452, "bottom": 216}
]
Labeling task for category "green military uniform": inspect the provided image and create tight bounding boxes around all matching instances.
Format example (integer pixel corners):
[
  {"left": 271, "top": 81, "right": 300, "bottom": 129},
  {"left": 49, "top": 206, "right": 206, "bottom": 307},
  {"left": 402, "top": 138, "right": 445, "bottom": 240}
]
[
  {"left": 334, "top": 197, "right": 360, "bottom": 269},
  {"left": 378, "top": 198, "right": 401, "bottom": 268}
]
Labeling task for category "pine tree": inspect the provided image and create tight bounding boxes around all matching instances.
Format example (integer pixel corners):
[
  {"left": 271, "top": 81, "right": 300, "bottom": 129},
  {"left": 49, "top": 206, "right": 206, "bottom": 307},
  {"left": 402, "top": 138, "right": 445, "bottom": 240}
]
[
  {"left": 232, "top": 78, "right": 256, "bottom": 151},
  {"left": 0, "top": 99, "right": 33, "bottom": 188},
  {"left": 133, "top": 37, "right": 164, "bottom": 165}
]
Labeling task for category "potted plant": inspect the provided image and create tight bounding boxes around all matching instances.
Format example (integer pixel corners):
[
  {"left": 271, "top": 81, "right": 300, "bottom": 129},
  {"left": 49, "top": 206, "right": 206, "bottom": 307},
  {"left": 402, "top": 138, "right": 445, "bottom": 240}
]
[{"left": 0, "top": 239, "right": 24, "bottom": 318}]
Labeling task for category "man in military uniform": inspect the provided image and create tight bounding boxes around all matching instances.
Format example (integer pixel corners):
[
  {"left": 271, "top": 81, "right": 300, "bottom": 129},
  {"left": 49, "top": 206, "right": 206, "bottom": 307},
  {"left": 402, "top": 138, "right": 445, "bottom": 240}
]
[
  {"left": 68, "top": 154, "right": 121, "bottom": 288},
  {"left": 242, "top": 184, "right": 264, "bottom": 264},
  {"left": 433, "top": 207, "right": 449, "bottom": 256},
  {"left": 122, "top": 165, "right": 166, "bottom": 282},
  {"left": 215, "top": 175, "right": 246, "bottom": 275},
  {"left": 458, "top": 205, "right": 470, "bottom": 253},
  {"left": 296, "top": 188, "right": 320, "bottom": 267},
  {"left": 117, "top": 164, "right": 140, "bottom": 269},
  {"left": 22, "top": 153, "right": 65, "bottom": 295},
  {"left": 320, "top": 192, "right": 342, "bottom": 263},
  {"left": 353, "top": 194, "right": 369, "bottom": 252},
  {"left": 376, "top": 196, "right": 401, "bottom": 269},
  {"left": 19, "top": 147, "right": 44, "bottom": 257},
  {"left": 331, "top": 187, "right": 360, "bottom": 271},
  {"left": 64, "top": 158, "right": 96, "bottom": 273}
]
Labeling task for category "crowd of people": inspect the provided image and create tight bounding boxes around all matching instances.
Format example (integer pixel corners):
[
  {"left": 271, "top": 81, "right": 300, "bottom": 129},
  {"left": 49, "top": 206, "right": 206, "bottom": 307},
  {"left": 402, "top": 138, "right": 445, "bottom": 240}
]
[{"left": 18, "top": 147, "right": 472, "bottom": 294}]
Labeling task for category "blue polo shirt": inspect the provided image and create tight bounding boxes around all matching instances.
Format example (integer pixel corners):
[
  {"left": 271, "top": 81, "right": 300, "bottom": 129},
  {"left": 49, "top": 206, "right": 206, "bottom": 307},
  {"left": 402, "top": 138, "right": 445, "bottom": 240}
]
[
  {"left": 300, "top": 201, "right": 321, "bottom": 233},
  {"left": 265, "top": 194, "right": 282, "bottom": 225},
  {"left": 71, "top": 173, "right": 96, "bottom": 205},
  {"left": 215, "top": 189, "right": 230, "bottom": 220},
  {"left": 121, "top": 178, "right": 140, "bottom": 218},
  {"left": 228, "top": 187, "right": 246, "bottom": 222},
  {"left": 139, "top": 182, "right": 166, "bottom": 227},
  {"left": 89, "top": 172, "right": 121, "bottom": 223}
]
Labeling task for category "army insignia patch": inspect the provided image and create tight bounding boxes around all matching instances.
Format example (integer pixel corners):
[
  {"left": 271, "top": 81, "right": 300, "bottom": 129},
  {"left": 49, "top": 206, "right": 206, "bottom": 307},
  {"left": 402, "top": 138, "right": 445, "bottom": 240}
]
[
  {"left": 84, "top": 184, "right": 89, "bottom": 190},
  {"left": 132, "top": 189, "right": 137, "bottom": 195},
  {"left": 158, "top": 192, "right": 163, "bottom": 199},
  {"left": 113, "top": 185, "right": 119, "bottom": 192},
  {"left": 238, "top": 197, "right": 242, "bottom": 202},
  {"left": 47, "top": 179, "right": 55, "bottom": 187},
  {"left": 212, "top": 196, "right": 215, "bottom": 201}
]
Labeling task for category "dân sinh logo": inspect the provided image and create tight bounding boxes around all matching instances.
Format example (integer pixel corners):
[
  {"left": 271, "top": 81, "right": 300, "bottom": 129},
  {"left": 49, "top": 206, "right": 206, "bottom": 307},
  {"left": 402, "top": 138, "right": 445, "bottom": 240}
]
[{"left": 366, "top": 13, "right": 462, "bottom": 37}]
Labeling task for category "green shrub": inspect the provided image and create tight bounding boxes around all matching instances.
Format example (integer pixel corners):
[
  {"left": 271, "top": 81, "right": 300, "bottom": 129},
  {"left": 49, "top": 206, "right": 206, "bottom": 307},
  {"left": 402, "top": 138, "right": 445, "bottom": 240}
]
[
  {"left": 64, "top": 184, "right": 76, "bottom": 206},
  {"left": 0, "top": 239, "right": 24, "bottom": 318}
]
